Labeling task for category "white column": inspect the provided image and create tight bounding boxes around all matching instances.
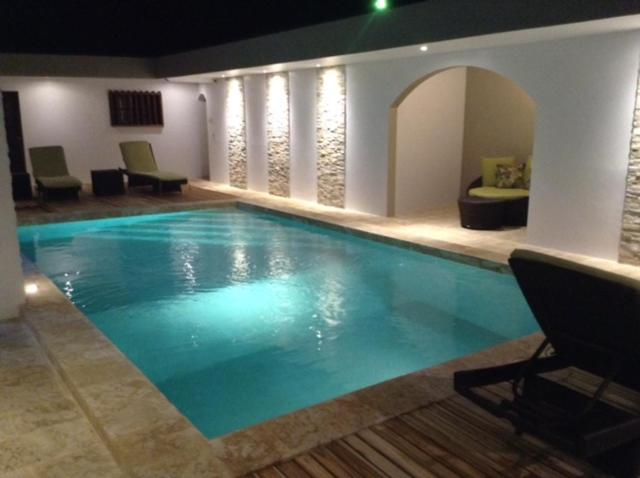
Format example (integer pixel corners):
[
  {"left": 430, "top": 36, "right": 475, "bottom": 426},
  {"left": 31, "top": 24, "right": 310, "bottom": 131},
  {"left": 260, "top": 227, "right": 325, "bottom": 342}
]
[
  {"left": 290, "top": 69, "right": 317, "bottom": 202},
  {"left": 244, "top": 75, "right": 268, "bottom": 193},
  {"left": 0, "top": 91, "right": 25, "bottom": 320}
]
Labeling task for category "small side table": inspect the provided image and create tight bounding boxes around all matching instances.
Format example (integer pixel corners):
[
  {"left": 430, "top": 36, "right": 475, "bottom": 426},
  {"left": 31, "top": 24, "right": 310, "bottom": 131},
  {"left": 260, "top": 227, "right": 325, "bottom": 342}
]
[
  {"left": 91, "top": 169, "right": 125, "bottom": 196},
  {"left": 11, "top": 172, "right": 33, "bottom": 201},
  {"left": 458, "top": 196, "right": 505, "bottom": 230}
]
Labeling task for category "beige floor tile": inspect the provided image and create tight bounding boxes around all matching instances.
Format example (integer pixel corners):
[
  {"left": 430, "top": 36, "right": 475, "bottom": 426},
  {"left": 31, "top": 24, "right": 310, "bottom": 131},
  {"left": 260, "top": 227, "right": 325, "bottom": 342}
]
[
  {"left": 29, "top": 445, "right": 125, "bottom": 478},
  {"left": 0, "top": 396, "right": 81, "bottom": 442},
  {"left": 80, "top": 377, "right": 184, "bottom": 439},
  {"left": 112, "top": 421, "right": 232, "bottom": 478},
  {"left": 0, "top": 469, "right": 38, "bottom": 478},
  {"left": 0, "top": 419, "right": 103, "bottom": 473}
]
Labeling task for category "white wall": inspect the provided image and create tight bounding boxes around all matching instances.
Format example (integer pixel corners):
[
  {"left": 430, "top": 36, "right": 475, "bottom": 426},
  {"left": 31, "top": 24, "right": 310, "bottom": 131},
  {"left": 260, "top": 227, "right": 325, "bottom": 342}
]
[
  {"left": 204, "top": 80, "right": 229, "bottom": 184},
  {"left": 0, "top": 77, "right": 208, "bottom": 181},
  {"left": 244, "top": 75, "right": 268, "bottom": 192},
  {"left": 0, "top": 93, "right": 25, "bottom": 320},
  {"left": 290, "top": 70, "right": 317, "bottom": 202},
  {"left": 344, "top": 31, "right": 640, "bottom": 260},
  {"left": 395, "top": 67, "right": 467, "bottom": 216}
]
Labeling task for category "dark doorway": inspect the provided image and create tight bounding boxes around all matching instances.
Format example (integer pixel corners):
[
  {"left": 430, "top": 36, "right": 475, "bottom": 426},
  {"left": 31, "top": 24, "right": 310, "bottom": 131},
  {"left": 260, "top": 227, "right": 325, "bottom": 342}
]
[
  {"left": 3, "top": 91, "right": 32, "bottom": 200},
  {"left": 2, "top": 91, "right": 27, "bottom": 173}
]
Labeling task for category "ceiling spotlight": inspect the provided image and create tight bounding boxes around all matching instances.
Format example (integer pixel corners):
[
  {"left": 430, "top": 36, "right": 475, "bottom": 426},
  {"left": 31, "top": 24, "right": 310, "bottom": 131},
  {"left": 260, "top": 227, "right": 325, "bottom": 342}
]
[
  {"left": 420, "top": 45, "right": 429, "bottom": 52},
  {"left": 222, "top": 74, "right": 226, "bottom": 78},
  {"left": 262, "top": 70, "right": 267, "bottom": 74},
  {"left": 315, "top": 64, "right": 321, "bottom": 68},
  {"left": 374, "top": 0, "right": 388, "bottom": 11}
]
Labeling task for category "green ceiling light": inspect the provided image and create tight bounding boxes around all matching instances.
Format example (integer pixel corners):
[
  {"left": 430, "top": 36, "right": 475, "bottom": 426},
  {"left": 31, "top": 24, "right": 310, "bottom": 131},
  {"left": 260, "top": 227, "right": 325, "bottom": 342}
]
[{"left": 374, "top": 0, "right": 388, "bottom": 11}]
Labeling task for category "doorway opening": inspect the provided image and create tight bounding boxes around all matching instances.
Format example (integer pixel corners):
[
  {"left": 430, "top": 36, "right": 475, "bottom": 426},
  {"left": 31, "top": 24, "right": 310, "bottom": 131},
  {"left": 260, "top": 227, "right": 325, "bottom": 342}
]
[{"left": 2, "top": 91, "right": 32, "bottom": 200}]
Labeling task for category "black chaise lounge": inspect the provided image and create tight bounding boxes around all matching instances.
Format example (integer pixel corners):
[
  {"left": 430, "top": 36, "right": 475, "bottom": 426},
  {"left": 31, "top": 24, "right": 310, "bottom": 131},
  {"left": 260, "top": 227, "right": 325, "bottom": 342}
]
[{"left": 454, "top": 249, "right": 640, "bottom": 477}]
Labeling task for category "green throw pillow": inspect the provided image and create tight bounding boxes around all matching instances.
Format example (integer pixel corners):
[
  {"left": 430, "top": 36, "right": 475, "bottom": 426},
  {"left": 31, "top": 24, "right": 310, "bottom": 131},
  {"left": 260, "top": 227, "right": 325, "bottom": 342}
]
[{"left": 495, "top": 164, "right": 525, "bottom": 189}]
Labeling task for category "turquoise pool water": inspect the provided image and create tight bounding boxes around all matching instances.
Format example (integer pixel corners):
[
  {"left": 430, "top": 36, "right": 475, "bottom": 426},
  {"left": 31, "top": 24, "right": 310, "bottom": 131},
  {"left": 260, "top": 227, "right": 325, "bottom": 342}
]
[{"left": 19, "top": 208, "right": 537, "bottom": 438}]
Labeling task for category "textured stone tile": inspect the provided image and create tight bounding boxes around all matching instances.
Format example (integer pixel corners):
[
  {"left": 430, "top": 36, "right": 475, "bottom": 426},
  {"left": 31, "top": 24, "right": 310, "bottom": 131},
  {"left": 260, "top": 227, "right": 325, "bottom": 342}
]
[
  {"left": 0, "top": 362, "right": 53, "bottom": 388},
  {"left": 620, "top": 68, "right": 640, "bottom": 265},
  {"left": 60, "top": 357, "right": 141, "bottom": 389},
  {"left": 227, "top": 78, "right": 247, "bottom": 190},
  {"left": 0, "top": 420, "right": 102, "bottom": 473},
  {"left": 209, "top": 379, "right": 439, "bottom": 476},
  {"left": 80, "top": 377, "right": 184, "bottom": 439},
  {"left": 0, "top": 468, "right": 38, "bottom": 478},
  {"left": 209, "top": 424, "right": 290, "bottom": 476},
  {"left": 263, "top": 394, "right": 384, "bottom": 456},
  {"left": 112, "top": 421, "right": 232, "bottom": 478},
  {"left": 267, "top": 73, "right": 291, "bottom": 198},
  {"left": 29, "top": 444, "right": 125, "bottom": 478},
  {"left": 0, "top": 321, "right": 36, "bottom": 351},
  {"left": 36, "top": 325, "right": 121, "bottom": 364},
  {"left": 0, "top": 344, "right": 49, "bottom": 369},
  {"left": 353, "top": 372, "right": 453, "bottom": 417},
  {"left": 0, "top": 395, "right": 81, "bottom": 442},
  {"left": 317, "top": 67, "right": 346, "bottom": 208}
]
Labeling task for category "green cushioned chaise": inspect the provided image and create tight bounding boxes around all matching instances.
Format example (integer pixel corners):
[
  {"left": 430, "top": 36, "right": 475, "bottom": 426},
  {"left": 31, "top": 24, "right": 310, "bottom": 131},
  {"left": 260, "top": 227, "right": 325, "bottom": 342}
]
[
  {"left": 29, "top": 146, "right": 82, "bottom": 199},
  {"left": 119, "top": 141, "right": 188, "bottom": 193}
]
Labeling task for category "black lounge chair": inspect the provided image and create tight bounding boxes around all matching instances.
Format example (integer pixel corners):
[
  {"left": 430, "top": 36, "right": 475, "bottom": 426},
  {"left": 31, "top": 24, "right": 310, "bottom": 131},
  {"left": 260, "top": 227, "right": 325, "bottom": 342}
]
[{"left": 454, "top": 249, "right": 640, "bottom": 477}]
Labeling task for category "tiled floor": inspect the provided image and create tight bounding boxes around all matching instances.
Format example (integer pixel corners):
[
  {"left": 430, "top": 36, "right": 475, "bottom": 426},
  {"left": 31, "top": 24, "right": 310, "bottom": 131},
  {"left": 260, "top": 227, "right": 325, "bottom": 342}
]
[
  {"left": 0, "top": 319, "right": 123, "bottom": 477},
  {"left": 6, "top": 181, "right": 639, "bottom": 476}
]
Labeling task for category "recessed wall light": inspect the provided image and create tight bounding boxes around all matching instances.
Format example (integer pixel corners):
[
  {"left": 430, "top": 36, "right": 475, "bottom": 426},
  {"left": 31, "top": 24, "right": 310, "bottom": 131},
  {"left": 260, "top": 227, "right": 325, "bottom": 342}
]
[
  {"left": 420, "top": 45, "right": 429, "bottom": 52},
  {"left": 24, "top": 283, "right": 39, "bottom": 295}
]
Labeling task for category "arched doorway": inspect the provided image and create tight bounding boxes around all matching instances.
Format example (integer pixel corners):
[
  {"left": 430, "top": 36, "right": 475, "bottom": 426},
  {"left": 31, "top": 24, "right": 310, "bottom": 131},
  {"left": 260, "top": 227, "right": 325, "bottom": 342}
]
[{"left": 388, "top": 66, "right": 536, "bottom": 220}]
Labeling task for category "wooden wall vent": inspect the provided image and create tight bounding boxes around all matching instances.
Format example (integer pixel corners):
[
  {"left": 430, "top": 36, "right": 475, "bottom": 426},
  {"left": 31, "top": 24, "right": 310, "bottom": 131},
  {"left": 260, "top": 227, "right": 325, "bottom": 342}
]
[{"left": 108, "top": 90, "right": 163, "bottom": 126}]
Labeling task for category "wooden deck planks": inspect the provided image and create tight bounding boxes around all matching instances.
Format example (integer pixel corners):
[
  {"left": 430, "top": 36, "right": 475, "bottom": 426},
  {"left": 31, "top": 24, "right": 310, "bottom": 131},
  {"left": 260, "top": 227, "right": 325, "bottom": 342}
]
[{"left": 249, "top": 388, "right": 608, "bottom": 478}]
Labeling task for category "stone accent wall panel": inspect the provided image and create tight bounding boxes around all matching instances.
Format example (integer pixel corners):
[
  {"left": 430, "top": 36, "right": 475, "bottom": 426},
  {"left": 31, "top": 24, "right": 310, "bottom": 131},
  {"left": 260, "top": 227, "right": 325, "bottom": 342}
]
[
  {"left": 620, "top": 63, "right": 640, "bottom": 264},
  {"left": 267, "top": 73, "right": 291, "bottom": 197},
  {"left": 226, "top": 78, "right": 247, "bottom": 189},
  {"left": 316, "top": 66, "right": 346, "bottom": 208}
]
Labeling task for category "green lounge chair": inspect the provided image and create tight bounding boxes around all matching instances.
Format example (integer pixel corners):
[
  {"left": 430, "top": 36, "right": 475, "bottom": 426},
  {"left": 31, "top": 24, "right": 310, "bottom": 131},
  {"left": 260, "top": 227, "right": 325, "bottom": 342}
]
[
  {"left": 119, "top": 141, "right": 187, "bottom": 193},
  {"left": 29, "top": 146, "right": 82, "bottom": 199}
]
